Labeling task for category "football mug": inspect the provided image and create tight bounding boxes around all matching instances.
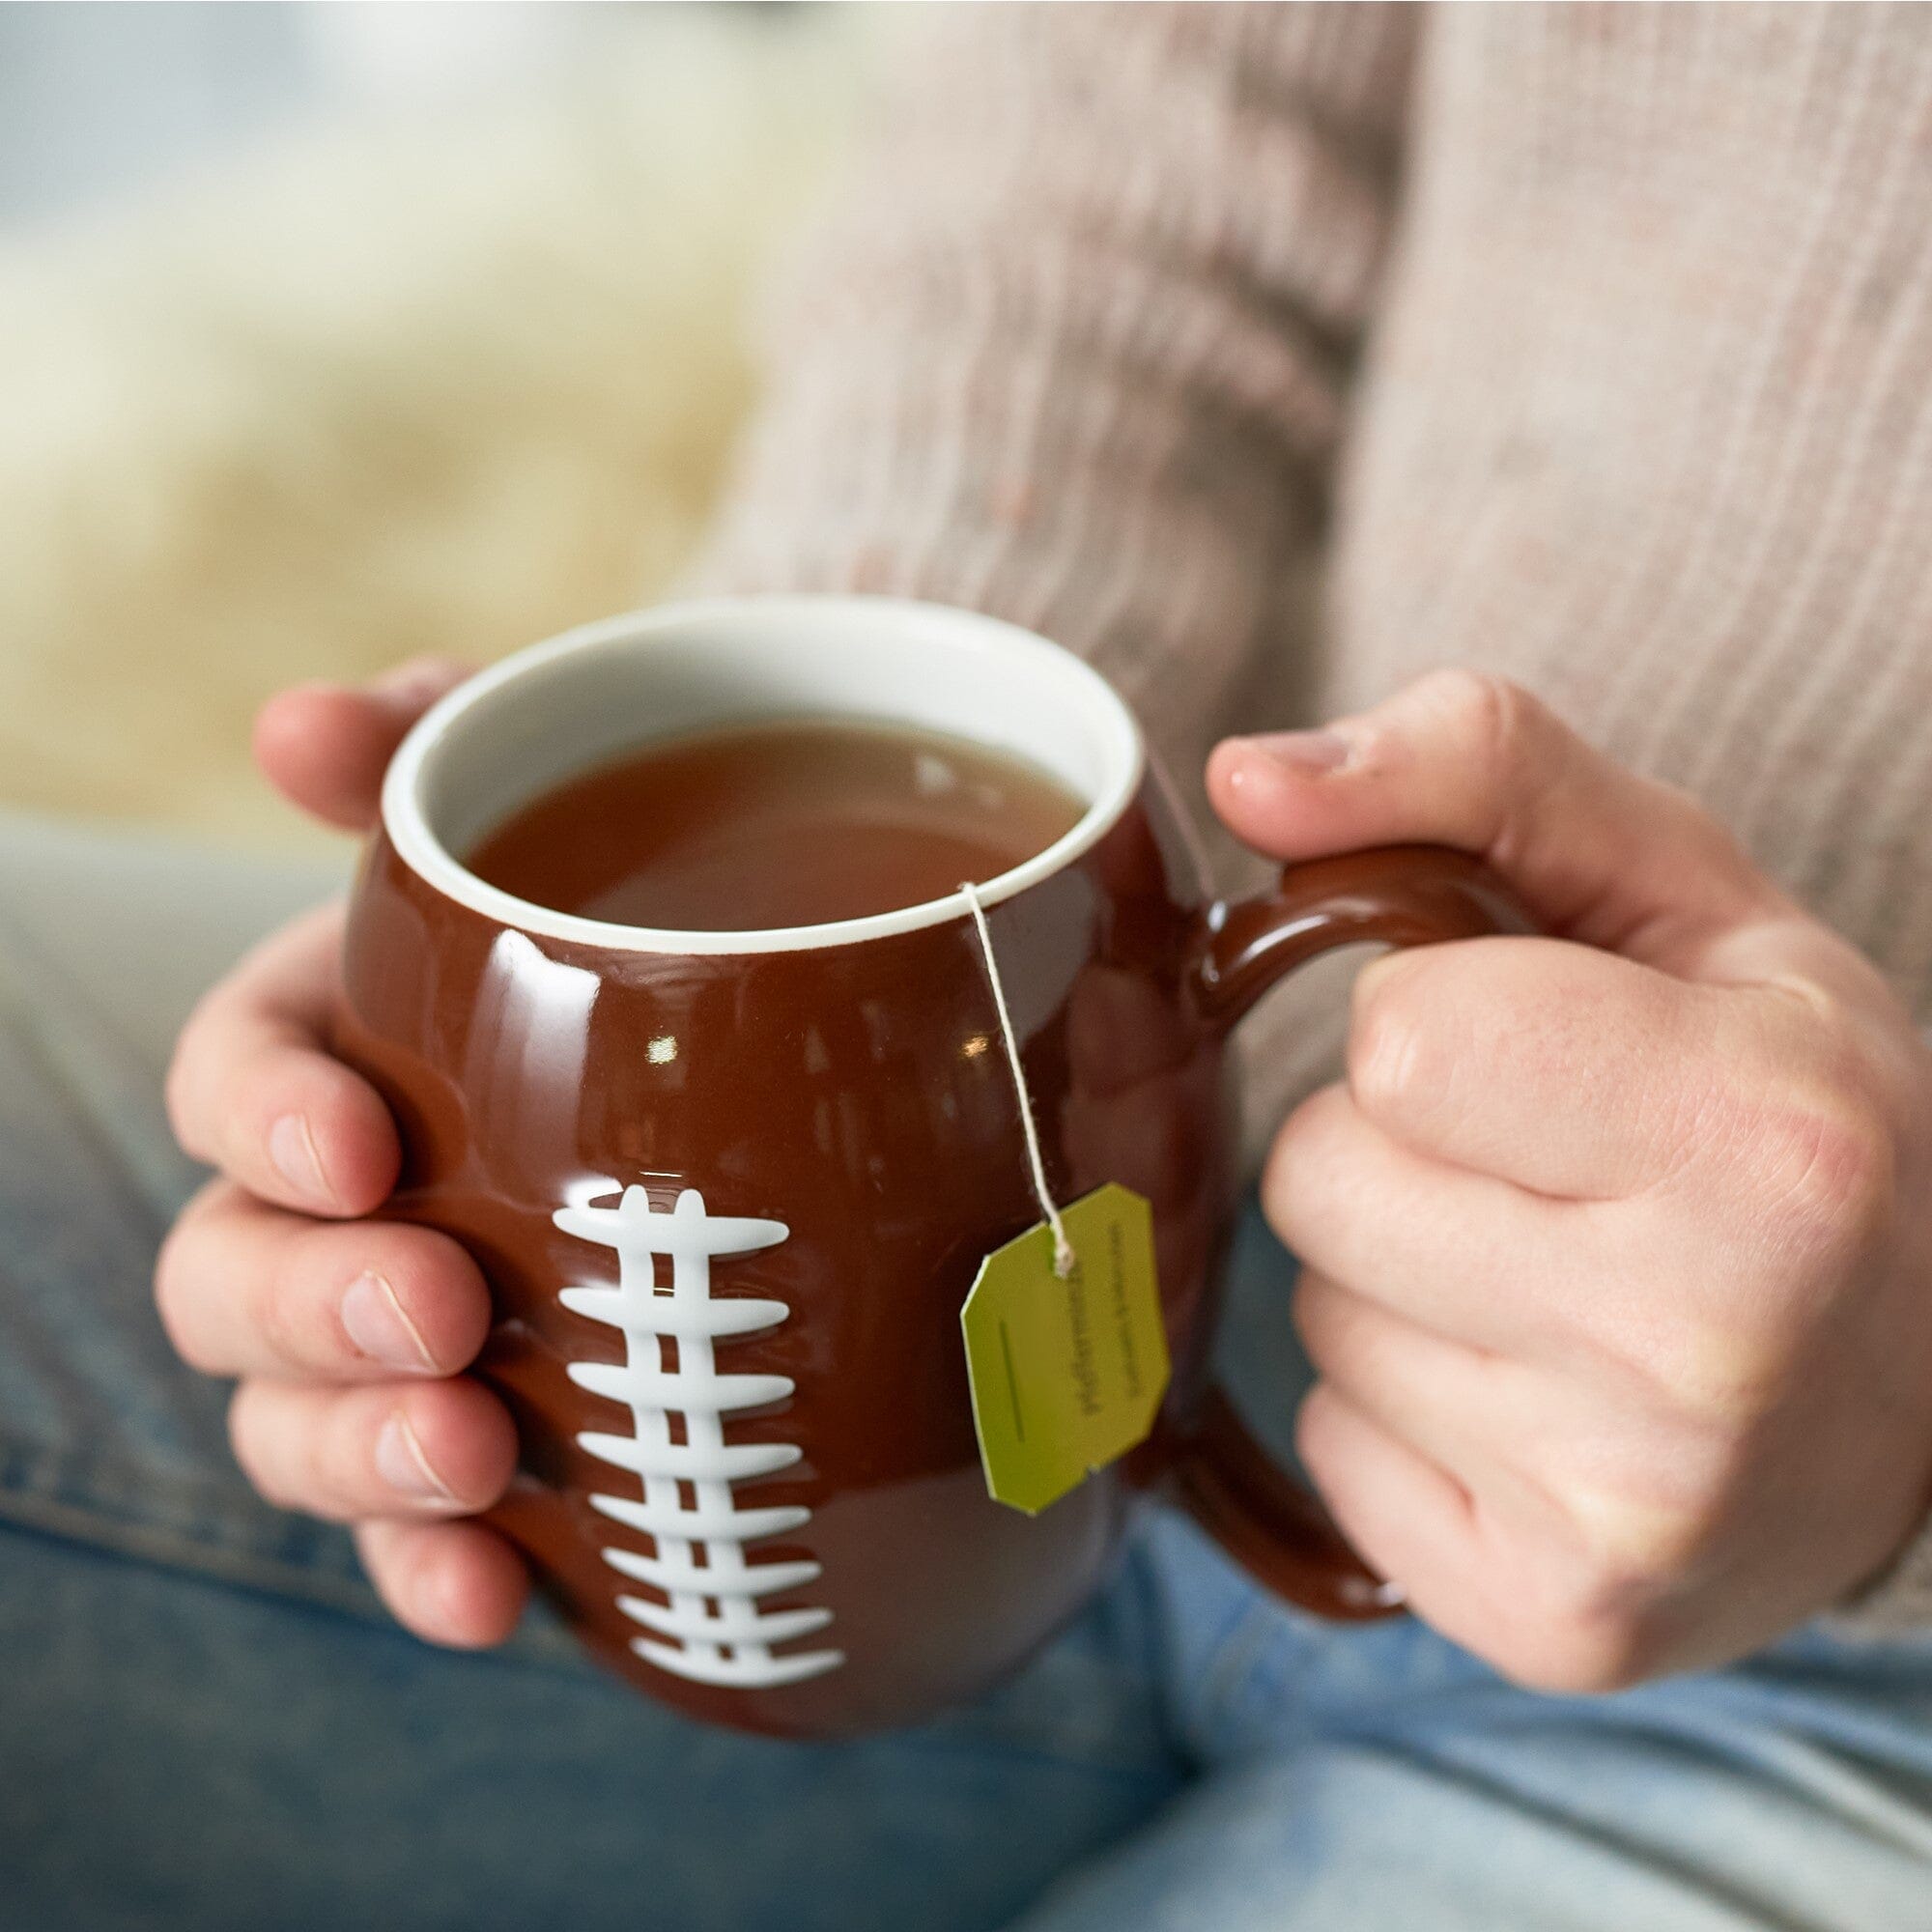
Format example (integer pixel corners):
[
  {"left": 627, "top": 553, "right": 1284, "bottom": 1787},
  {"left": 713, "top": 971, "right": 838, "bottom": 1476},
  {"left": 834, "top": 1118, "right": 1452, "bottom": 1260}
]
[{"left": 335, "top": 596, "right": 1533, "bottom": 1738}]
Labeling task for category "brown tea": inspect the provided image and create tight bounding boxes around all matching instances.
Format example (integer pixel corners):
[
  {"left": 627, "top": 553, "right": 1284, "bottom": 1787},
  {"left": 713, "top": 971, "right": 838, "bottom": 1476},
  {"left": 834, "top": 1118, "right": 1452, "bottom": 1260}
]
[{"left": 467, "top": 720, "right": 1087, "bottom": 930}]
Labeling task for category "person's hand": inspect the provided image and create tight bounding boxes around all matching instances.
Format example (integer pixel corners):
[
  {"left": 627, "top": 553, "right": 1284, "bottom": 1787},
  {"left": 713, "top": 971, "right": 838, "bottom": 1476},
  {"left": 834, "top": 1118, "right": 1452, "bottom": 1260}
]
[
  {"left": 1208, "top": 670, "right": 1932, "bottom": 1690},
  {"left": 156, "top": 661, "right": 531, "bottom": 1649}
]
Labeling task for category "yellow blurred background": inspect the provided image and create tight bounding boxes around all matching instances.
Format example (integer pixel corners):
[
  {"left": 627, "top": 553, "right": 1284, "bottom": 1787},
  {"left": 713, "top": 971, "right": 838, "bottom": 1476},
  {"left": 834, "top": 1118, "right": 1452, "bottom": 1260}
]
[{"left": 0, "top": 3, "right": 883, "bottom": 855}]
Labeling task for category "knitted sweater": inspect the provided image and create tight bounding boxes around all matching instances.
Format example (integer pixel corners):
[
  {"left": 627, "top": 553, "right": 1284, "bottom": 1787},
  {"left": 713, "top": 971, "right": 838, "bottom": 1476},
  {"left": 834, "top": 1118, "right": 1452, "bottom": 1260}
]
[{"left": 696, "top": 2, "right": 1932, "bottom": 1630}]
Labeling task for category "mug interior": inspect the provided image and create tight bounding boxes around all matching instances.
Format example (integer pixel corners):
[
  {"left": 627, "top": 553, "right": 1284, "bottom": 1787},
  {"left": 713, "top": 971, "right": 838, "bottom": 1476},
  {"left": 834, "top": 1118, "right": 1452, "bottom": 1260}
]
[{"left": 383, "top": 596, "right": 1147, "bottom": 954}]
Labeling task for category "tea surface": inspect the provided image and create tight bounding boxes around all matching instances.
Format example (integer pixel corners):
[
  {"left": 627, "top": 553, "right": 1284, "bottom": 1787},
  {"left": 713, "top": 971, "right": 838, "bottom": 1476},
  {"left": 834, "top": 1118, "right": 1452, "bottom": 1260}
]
[{"left": 467, "top": 720, "right": 1087, "bottom": 930}]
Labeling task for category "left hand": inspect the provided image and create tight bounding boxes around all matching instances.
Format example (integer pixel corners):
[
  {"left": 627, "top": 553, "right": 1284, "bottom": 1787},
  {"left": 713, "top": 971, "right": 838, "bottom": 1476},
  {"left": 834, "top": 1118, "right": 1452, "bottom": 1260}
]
[{"left": 1208, "top": 669, "right": 1932, "bottom": 1690}]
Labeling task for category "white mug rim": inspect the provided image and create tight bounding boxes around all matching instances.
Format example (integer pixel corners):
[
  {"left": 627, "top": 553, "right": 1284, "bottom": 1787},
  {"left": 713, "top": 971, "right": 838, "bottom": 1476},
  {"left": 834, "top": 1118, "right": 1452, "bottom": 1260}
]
[{"left": 379, "top": 594, "right": 1149, "bottom": 956}]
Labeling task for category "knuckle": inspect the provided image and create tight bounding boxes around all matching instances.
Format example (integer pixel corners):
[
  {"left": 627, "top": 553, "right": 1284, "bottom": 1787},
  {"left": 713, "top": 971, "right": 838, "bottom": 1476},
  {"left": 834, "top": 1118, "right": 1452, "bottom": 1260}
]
[
  {"left": 1262, "top": 1086, "right": 1360, "bottom": 1250},
  {"left": 226, "top": 1388, "right": 295, "bottom": 1512},
  {"left": 1288, "top": 1273, "right": 1344, "bottom": 1366},
  {"left": 1494, "top": 1605, "right": 1661, "bottom": 1695},
  {"left": 1398, "top": 669, "right": 1576, "bottom": 867},
  {"left": 254, "top": 1256, "right": 316, "bottom": 1370},
  {"left": 1629, "top": 1302, "right": 1789, "bottom": 1423},
  {"left": 1490, "top": 1540, "right": 1676, "bottom": 1693},
  {"left": 162, "top": 1011, "right": 213, "bottom": 1160},
  {"left": 152, "top": 1227, "right": 215, "bottom": 1374},
  {"left": 1264, "top": 1096, "right": 1316, "bottom": 1178},
  {"left": 1748, "top": 1085, "right": 1893, "bottom": 1258},
  {"left": 1348, "top": 972, "right": 1430, "bottom": 1121},
  {"left": 355, "top": 1525, "right": 415, "bottom": 1616},
  {"left": 1416, "top": 668, "right": 1548, "bottom": 776},
  {"left": 1293, "top": 1380, "right": 1349, "bottom": 1480},
  {"left": 229, "top": 1385, "right": 355, "bottom": 1522},
  {"left": 1568, "top": 1487, "right": 1713, "bottom": 1602},
  {"left": 1463, "top": 1468, "right": 1708, "bottom": 1695},
  {"left": 1261, "top": 1092, "right": 1329, "bottom": 1229}
]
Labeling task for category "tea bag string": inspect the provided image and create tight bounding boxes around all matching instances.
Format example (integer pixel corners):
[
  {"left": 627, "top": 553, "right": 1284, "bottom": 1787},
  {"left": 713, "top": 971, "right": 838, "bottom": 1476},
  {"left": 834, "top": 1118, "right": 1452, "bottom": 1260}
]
[{"left": 960, "top": 880, "right": 1076, "bottom": 1279}]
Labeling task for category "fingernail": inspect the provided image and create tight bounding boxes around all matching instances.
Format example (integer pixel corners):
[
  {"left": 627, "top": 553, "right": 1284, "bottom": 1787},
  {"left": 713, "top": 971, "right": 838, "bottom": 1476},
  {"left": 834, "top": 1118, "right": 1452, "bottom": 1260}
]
[
  {"left": 269, "top": 1113, "right": 335, "bottom": 1208},
  {"left": 1245, "top": 728, "right": 1353, "bottom": 774},
  {"left": 341, "top": 1271, "right": 438, "bottom": 1373},
  {"left": 376, "top": 1411, "right": 460, "bottom": 1506}
]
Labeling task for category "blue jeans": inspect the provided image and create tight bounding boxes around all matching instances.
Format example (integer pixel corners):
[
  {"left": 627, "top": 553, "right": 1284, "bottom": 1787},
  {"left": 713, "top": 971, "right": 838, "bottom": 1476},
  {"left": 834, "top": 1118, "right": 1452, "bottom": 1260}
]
[{"left": 4, "top": 811, "right": 1931, "bottom": 1930}]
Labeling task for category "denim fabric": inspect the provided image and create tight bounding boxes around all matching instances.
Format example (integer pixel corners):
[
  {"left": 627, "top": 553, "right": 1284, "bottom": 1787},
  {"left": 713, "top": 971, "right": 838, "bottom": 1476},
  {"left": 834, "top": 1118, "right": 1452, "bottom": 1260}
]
[{"left": 3, "top": 811, "right": 1930, "bottom": 1931}]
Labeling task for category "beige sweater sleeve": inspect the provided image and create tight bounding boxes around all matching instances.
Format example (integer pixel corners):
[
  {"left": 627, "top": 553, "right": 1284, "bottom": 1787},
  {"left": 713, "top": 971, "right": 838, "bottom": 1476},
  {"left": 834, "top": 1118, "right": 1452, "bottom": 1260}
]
[{"left": 694, "top": 1, "right": 1415, "bottom": 781}]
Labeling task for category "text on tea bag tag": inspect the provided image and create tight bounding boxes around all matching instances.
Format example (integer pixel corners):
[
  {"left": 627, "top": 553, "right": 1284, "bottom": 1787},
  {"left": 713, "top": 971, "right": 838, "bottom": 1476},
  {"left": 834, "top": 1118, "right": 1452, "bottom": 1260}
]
[
  {"left": 960, "top": 1183, "right": 1171, "bottom": 1515},
  {"left": 956, "top": 882, "right": 1170, "bottom": 1514}
]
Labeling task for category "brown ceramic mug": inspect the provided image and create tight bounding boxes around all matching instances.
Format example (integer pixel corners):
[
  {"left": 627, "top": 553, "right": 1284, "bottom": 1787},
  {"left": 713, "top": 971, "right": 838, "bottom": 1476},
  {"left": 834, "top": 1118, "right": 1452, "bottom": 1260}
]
[{"left": 335, "top": 596, "right": 1532, "bottom": 1739}]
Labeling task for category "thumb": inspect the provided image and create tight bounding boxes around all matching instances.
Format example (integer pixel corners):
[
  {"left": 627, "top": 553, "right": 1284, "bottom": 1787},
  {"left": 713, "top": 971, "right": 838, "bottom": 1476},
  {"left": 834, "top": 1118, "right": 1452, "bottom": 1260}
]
[
  {"left": 1206, "top": 669, "right": 1786, "bottom": 972},
  {"left": 253, "top": 658, "right": 470, "bottom": 833}
]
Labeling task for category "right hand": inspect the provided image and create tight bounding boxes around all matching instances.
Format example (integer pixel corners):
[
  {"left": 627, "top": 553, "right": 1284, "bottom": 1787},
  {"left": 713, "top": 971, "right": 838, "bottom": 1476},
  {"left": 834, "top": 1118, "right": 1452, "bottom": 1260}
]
[{"left": 156, "top": 661, "right": 529, "bottom": 1648}]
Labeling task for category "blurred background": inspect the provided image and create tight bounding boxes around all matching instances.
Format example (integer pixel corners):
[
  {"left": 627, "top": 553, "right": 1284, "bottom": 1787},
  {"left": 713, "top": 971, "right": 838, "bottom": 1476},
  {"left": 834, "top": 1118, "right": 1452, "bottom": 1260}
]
[{"left": 0, "top": 1, "right": 885, "bottom": 854}]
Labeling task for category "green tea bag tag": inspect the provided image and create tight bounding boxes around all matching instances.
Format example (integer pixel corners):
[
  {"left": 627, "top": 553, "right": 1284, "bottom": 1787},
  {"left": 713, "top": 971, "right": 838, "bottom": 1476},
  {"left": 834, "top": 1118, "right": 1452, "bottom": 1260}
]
[
  {"left": 960, "top": 1182, "right": 1172, "bottom": 1515},
  {"left": 953, "top": 886, "right": 1171, "bottom": 1515}
]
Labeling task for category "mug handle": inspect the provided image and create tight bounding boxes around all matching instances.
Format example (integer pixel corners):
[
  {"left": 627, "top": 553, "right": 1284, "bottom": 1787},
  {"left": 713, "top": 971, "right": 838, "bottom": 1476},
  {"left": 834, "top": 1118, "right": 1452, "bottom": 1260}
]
[{"left": 1169, "top": 842, "right": 1536, "bottom": 1619}]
